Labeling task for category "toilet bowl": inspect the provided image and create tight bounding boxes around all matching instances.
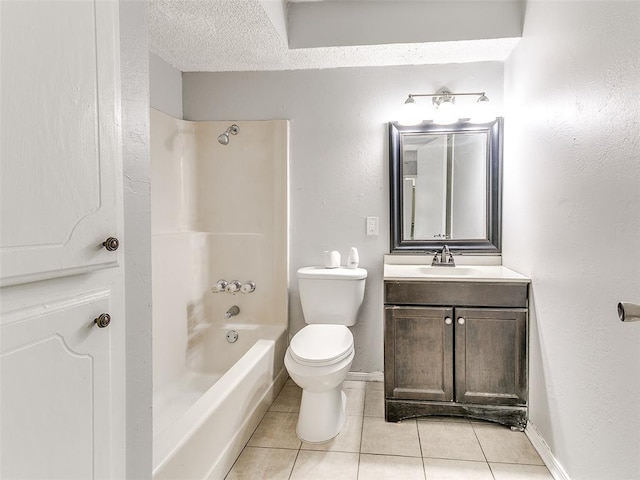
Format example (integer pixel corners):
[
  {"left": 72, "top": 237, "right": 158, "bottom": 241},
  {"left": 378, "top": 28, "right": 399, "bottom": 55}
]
[
  {"left": 285, "top": 266, "right": 367, "bottom": 443},
  {"left": 284, "top": 325, "right": 354, "bottom": 442}
]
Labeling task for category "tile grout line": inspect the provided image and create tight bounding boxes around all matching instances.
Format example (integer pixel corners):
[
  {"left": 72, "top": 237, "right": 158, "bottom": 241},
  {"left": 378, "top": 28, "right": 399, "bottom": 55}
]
[
  {"left": 415, "top": 418, "right": 428, "bottom": 480},
  {"left": 356, "top": 386, "right": 366, "bottom": 480},
  {"left": 487, "top": 461, "right": 497, "bottom": 480},
  {"left": 288, "top": 391, "right": 303, "bottom": 480},
  {"left": 470, "top": 421, "right": 497, "bottom": 479},
  {"left": 356, "top": 451, "right": 436, "bottom": 459},
  {"left": 286, "top": 442, "right": 302, "bottom": 480},
  {"left": 245, "top": 444, "right": 300, "bottom": 451},
  {"left": 490, "top": 459, "right": 555, "bottom": 467}
]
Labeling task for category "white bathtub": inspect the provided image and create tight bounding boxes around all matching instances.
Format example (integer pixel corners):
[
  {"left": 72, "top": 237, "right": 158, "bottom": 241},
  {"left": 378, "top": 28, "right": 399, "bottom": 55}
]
[{"left": 153, "top": 323, "right": 288, "bottom": 480}]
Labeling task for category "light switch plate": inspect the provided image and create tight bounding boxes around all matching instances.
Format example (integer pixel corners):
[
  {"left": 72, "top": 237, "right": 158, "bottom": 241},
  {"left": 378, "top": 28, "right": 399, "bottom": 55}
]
[{"left": 366, "top": 216, "right": 379, "bottom": 236}]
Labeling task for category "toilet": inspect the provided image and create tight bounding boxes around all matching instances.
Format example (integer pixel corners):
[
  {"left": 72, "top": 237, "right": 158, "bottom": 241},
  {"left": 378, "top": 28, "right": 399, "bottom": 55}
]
[{"left": 284, "top": 266, "right": 367, "bottom": 443}]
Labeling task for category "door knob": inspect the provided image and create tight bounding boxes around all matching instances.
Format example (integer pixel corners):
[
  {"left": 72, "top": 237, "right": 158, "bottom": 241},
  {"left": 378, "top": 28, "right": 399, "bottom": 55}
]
[
  {"left": 102, "top": 237, "right": 119, "bottom": 251},
  {"left": 458, "top": 317, "right": 465, "bottom": 325},
  {"left": 444, "top": 317, "right": 452, "bottom": 325},
  {"left": 94, "top": 313, "right": 111, "bottom": 328}
]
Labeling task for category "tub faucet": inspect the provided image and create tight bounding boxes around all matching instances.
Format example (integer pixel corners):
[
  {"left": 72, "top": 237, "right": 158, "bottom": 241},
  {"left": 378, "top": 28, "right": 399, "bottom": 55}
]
[
  {"left": 225, "top": 306, "right": 240, "bottom": 319},
  {"left": 432, "top": 245, "right": 455, "bottom": 267}
]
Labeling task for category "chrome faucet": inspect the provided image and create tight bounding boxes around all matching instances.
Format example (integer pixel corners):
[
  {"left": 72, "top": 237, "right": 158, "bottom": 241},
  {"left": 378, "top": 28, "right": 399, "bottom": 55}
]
[
  {"left": 432, "top": 245, "right": 456, "bottom": 267},
  {"left": 224, "top": 305, "right": 240, "bottom": 319}
]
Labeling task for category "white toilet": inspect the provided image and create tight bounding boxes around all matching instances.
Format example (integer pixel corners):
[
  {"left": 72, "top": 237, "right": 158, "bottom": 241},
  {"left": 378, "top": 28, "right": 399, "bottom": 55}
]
[{"left": 284, "top": 266, "right": 367, "bottom": 443}]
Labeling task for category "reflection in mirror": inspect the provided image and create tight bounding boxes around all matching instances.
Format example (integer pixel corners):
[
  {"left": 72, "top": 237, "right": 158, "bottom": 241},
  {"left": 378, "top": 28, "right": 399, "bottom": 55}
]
[
  {"left": 403, "top": 132, "right": 486, "bottom": 240},
  {"left": 389, "top": 119, "right": 502, "bottom": 253}
]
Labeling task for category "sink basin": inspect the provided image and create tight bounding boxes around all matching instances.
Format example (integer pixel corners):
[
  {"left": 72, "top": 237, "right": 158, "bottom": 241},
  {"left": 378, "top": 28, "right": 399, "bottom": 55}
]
[
  {"left": 418, "top": 267, "right": 484, "bottom": 276},
  {"left": 382, "top": 260, "right": 530, "bottom": 283}
]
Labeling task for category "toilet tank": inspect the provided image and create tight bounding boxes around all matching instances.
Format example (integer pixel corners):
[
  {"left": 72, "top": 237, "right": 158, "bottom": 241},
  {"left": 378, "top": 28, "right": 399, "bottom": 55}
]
[{"left": 297, "top": 266, "right": 367, "bottom": 326}]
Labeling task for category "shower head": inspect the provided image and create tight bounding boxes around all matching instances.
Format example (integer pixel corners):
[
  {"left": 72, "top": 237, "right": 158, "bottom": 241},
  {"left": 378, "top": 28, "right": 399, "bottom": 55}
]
[{"left": 217, "top": 124, "right": 240, "bottom": 145}]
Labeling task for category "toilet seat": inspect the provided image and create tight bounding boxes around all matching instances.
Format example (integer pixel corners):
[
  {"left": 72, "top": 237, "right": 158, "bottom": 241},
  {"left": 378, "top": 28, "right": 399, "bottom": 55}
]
[{"left": 289, "top": 325, "right": 354, "bottom": 367}]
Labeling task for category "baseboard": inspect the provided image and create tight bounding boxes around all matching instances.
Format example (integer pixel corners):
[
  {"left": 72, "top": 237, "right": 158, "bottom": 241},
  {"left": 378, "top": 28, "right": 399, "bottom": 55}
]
[
  {"left": 525, "top": 421, "right": 571, "bottom": 480},
  {"left": 345, "top": 371, "right": 384, "bottom": 382}
]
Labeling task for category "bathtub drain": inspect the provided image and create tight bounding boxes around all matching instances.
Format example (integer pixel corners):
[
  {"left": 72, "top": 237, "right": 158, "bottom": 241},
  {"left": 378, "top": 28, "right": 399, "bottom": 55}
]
[{"left": 226, "top": 330, "right": 239, "bottom": 343}]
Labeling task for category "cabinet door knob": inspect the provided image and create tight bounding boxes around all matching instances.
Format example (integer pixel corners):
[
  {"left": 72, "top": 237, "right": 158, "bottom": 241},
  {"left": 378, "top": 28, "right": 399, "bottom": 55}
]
[
  {"left": 102, "top": 237, "right": 119, "bottom": 251},
  {"left": 444, "top": 317, "right": 452, "bottom": 325},
  {"left": 94, "top": 313, "right": 111, "bottom": 328},
  {"left": 458, "top": 317, "right": 465, "bottom": 325}
]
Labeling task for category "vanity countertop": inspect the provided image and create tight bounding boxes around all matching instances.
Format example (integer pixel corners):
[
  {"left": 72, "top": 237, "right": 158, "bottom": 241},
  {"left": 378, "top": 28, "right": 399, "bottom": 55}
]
[{"left": 383, "top": 255, "right": 530, "bottom": 283}]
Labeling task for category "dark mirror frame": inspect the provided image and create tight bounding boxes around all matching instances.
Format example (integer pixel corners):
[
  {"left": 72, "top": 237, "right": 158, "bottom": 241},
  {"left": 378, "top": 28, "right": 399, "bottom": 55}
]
[{"left": 389, "top": 118, "right": 503, "bottom": 254}]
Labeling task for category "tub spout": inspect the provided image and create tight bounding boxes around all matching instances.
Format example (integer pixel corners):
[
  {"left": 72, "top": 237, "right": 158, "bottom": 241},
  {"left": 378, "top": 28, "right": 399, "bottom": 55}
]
[{"left": 225, "top": 306, "right": 240, "bottom": 319}]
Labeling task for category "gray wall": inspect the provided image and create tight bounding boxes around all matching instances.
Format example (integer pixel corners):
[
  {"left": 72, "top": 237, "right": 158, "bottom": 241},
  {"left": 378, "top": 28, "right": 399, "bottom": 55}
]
[
  {"left": 183, "top": 63, "right": 504, "bottom": 372},
  {"left": 503, "top": 2, "right": 640, "bottom": 478},
  {"left": 120, "top": 1, "right": 152, "bottom": 477},
  {"left": 288, "top": 0, "right": 523, "bottom": 48},
  {"left": 150, "top": 52, "right": 183, "bottom": 118}
]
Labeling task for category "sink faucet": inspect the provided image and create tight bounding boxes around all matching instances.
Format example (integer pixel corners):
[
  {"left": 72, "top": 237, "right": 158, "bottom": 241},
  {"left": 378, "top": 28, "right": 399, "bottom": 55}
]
[
  {"left": 225, "top": 305, "right": 240, "bottom": 319},
  {"left": 432, "top": 245, "right": 456, "bottom": 267}
]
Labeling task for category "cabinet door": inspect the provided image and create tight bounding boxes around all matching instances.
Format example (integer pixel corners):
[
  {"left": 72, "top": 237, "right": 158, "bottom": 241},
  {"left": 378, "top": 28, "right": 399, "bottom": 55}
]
[
  {"left": 455, "top": 308, "right": 527, "bottom": 406},
  {"left": 0, "top": 0, "right": 122, "bottom": 286},
  {"left": 1, "top": 291, "right": 116, "bottom": 479},
  {"left": 385, "top": 306, "right": 454, "bottom": 401}
]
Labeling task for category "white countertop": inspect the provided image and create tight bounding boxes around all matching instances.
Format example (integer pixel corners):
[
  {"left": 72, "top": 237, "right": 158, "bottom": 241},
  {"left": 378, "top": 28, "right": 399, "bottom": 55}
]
[{"left": 383, "top": 255, "right": 530, "bottom": 283}]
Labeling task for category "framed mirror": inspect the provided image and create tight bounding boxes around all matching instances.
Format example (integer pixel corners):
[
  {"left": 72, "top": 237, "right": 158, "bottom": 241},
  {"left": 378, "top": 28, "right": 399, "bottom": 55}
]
[{"left": 389, "top": 119, "right": 503, "bottom": 253}]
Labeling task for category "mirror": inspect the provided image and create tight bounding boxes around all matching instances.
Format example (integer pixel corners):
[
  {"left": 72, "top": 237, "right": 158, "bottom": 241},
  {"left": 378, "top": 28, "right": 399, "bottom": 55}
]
[{"left": 389, "top": 119, "right": 502, "bottom": 253}]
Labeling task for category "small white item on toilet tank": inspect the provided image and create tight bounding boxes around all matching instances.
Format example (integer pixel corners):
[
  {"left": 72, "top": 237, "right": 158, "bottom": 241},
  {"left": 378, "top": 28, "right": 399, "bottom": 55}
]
[
  {"left": 347, "top": 247, "right": 359, "bottom": 269},
  {"left": 323, "top": 250, "right": 340, "bottom": 268}
]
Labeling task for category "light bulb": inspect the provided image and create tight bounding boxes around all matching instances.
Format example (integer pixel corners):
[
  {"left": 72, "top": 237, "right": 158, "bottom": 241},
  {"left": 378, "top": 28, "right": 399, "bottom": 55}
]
[
  {"left": 469, "top": 94, "right": 496, "bottom": 123},
  {"left": 433, "top": 97, "right": 458, "bottom": 125},
  {"left": 398, "top": 96, "right": 423, "bottom": 126}
]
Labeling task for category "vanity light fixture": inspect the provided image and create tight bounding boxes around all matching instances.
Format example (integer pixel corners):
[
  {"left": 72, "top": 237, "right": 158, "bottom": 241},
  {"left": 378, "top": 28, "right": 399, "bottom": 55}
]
[
  {"left": 400, "top": 96, "right": 423, "bottom": 126},
  {"left": 469, "top": 94, "right": 496, "bottom": 124},
  {"left": 433, "top": 93, "right": 457, "bottom": 125},
  {"left": 398, "top": 89, "right": 496, "bottom": 126}
]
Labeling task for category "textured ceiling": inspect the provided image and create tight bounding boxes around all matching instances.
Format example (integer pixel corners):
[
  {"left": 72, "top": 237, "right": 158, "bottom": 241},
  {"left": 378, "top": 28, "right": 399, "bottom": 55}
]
[{"left": 148, "top": 0, "right": 519, "bottom": 73}]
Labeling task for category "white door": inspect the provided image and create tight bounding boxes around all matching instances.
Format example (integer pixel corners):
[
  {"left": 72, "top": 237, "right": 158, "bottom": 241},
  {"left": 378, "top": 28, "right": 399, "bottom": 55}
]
[{"left": 0, "top": 1, "right": 125, "bottom": 478}]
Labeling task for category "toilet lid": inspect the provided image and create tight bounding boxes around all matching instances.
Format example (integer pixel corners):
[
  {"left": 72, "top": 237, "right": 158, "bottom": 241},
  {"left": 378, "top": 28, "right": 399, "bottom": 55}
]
[
  {"left": 297, "top": 266, "right": 367, "bottom": 280},
  {"left": 290, "top": 325, "right": 354, "bottom": 366}
]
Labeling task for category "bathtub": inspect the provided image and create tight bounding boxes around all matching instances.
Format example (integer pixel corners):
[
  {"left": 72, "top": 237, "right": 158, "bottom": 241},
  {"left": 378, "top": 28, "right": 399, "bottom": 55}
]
[{"left": 152, "top": 323, "right": 288, "bottom": 480}]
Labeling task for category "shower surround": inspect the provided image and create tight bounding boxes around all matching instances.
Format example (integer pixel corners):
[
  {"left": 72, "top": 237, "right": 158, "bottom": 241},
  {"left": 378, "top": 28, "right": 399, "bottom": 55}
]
[{"left": 150, "top": 109, "right": 289, "bottom": 479}]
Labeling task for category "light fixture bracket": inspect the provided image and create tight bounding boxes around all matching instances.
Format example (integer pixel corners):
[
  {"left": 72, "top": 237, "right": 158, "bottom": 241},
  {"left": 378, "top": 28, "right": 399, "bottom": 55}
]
[{"left": 431, "top": 89, "right": 455, "bottom": 107}]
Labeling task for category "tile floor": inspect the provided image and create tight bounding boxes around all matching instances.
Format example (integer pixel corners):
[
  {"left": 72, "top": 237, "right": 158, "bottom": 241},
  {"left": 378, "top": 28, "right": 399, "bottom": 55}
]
[{"left": 225, "top": 380, "right": 553, "bottom": 480}]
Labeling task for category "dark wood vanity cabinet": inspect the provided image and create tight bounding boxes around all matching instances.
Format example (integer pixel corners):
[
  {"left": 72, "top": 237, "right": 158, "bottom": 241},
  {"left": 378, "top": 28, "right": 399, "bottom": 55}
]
[
  {"left": 384, "top": 281, "right": 529, "bottom": 429},
  {"left": 385, "top": 306, "right": 455, "bottom": 402}
]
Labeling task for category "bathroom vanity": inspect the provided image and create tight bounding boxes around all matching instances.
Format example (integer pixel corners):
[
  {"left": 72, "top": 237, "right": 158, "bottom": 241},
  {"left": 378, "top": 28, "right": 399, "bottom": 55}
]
[
  {"left": 384, "top": 117, "right": 530, "bottom": 428},
  {"left": 383, "top": 259, "right": 530, "bottom": 429}
]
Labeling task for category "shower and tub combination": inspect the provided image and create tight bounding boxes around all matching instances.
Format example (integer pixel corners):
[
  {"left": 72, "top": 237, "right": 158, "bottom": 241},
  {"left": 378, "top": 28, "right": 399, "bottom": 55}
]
[{"left": 150, "top": 110, "right": 289, "bottom": 479}]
